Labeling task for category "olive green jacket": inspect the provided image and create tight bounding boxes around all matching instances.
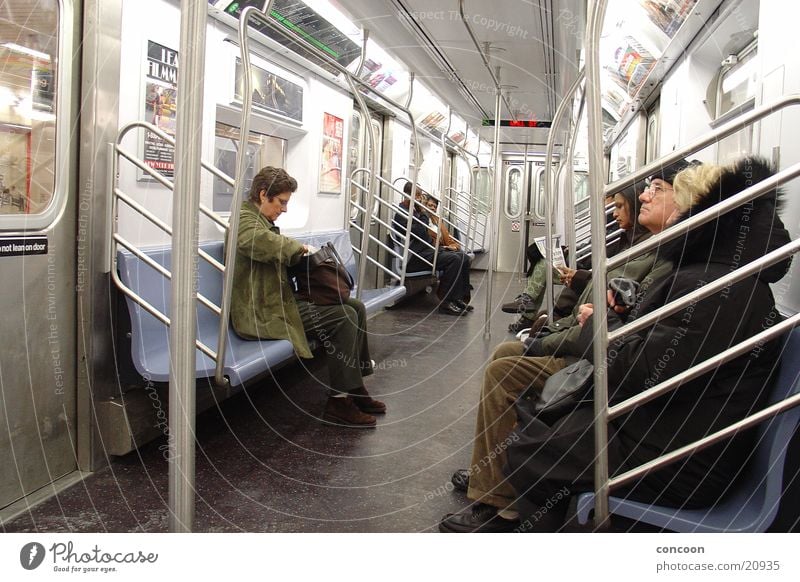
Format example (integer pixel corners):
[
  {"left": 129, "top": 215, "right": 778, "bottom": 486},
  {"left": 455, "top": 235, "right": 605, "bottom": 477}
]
[
  {"left": 230, "top": 201, "right": 312, "bottom": 358},
  {"left": 537, "top": 248, "right": 673, "bottom": 357}
]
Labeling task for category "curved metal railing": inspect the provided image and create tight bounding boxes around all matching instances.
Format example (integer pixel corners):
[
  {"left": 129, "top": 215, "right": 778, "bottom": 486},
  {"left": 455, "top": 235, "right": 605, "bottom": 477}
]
[{"left": 584, "top": 0, "right": 800, "bottom": 529}]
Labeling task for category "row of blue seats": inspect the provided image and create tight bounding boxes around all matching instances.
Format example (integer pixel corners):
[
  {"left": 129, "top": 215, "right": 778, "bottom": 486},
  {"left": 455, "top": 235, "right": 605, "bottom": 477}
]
[{"left": 117, "top": 230, "right": 405, "bottom": 386}]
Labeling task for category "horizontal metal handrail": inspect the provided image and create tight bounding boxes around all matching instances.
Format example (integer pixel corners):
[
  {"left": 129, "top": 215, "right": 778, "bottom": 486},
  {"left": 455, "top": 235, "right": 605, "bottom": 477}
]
[
  {"left": 362, "top": 254, "right": 402, "bottom": 281},
  {"left": 608, "top": 161, "right": 800, "bottom": 271},
  {"left": 609, "top": 238, "right": 800, "bottom": 344},
  {"left": 603, "top": 94, "right": 800, "bottom": 197},
  {"left": 110, "top": 267, "right": 218, "bottom": 361},
  {"left": 114, "top": 234, "right": 222, "bottom": 316},
  {"left": 574, "top": 229, "right": 625, "bottom": 260},
  {"left": 351, "top": 228, "right": 403, "bottom": 261},
  {"left": 116, "top": 122, "right": 233, "bottom": 231},
  {"left": 608, "top": 332, "right": 800, "bottom": 490},
  {"left": 115, "top": 189, "right": 224, "bottom": 273},
  {"left": 610, "top": 313, "right": 800, "bottom": 421},
  {"left": 575, "top": 203, "right": 614, "bottom": 222},
  {"left": 350, "top": 171, "right": 440, "bottom": 276}
]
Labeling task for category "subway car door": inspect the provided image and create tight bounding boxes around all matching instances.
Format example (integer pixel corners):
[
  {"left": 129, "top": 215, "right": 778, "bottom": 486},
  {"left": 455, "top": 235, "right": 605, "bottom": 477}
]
[
  {"left": 522, "top": 161, "right": 552, "bottom": 271},
  {"left": 0, "top": 0, "right": 79, "bottom": 511},
  {"left": 495, "top": 161, "right": 524, "bottom": 272}
]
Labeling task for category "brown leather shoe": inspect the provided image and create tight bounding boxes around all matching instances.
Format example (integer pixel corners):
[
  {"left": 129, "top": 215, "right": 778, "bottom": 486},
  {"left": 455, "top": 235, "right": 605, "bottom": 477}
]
[
  {"left": 349, "top": 386, "right": 387, "bottom": 414},
  {"left": 323, "top": 396, "right": 377, "bottom": 428}
]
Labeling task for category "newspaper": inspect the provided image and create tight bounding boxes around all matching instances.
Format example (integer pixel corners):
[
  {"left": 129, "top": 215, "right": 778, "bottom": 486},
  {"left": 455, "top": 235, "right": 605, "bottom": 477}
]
[{"left": 533, "top": 236, "right": 567, "bottom": 270}]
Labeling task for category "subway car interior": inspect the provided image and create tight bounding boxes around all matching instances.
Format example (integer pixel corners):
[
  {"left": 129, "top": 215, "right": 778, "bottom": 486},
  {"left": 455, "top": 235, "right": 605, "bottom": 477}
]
[{"left": 1, "top": 0, "right": 800, "bottom": 534}]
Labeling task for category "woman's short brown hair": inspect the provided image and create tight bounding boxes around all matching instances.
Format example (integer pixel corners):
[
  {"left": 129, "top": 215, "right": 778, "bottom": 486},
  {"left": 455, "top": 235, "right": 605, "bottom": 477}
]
[{"left": 249, "top": 166, "right": 298, "bottom": 204}]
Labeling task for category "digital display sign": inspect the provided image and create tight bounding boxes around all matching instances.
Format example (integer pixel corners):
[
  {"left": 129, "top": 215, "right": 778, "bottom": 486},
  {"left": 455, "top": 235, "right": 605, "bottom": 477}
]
[
  {"left": 481, "top": 119, "right": 553, "bottom": 128},
  {"left": 224, "top": 1, "right": 360, "bottom": 75}
]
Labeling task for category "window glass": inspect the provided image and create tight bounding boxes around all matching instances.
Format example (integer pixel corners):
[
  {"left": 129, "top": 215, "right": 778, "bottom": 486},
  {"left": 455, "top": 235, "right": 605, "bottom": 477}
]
[
  {"left": 505, "top": 166, "right": 522, "bottom": 218},
  {"left": 716, "top": 44, "right": 757, "bottom": 163},
  {"left": 534, "top": 168, "right": 548, "bottom": 220},
  {"left": 573, "top": 172, "right": 589, "bottom": 204},
  {"left": 212, "top": 122, "right": 285, "bottom": 213},
  {"left": 0, "top": 1, "right": 59, "bottom": 217},
  {"left": 718, "top": 46, "right": 757, "bottom": 118}
]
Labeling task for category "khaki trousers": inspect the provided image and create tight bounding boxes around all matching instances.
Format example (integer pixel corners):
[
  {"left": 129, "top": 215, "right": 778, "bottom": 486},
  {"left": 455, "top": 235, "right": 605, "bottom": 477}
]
[{"left": 467, "top": 341, "right": 566, "bottom": 508}]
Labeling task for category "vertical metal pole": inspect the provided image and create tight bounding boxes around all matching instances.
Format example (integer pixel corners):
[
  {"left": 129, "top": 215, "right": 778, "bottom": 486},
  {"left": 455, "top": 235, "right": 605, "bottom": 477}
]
[
  {"left": 399, "top": 73, "right": 421, "bottom": 284},
  {"left": 544, "top": 69, "right": 585, "bottom": 322},
  {"left": 351, "top": 30, "right": 375, "bottom": 300},
  {"left": 484, "top": 87, "right": 503, "bottom": 338},
  {"left": 518, "top": 146, "right": 529, "bottom": 282},
  {"left": 464, "top": 124, "right": 478, "bottom": 251},
  {"left": 566, "top": 92, "right": 586, "bottom": 269},
  {"left": 217, "top": 3, "right": 275, "bottom": 385},
  {"left": 585, "top": 0, "right": 611, "bottom": 529},
  {"left": 169, "top": 0, "right": 207, "bottom": 533}
]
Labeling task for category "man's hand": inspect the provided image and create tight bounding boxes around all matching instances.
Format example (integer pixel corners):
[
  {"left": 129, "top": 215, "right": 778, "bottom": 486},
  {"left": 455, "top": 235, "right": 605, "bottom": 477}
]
[
  {"left": 577, "top": 303, "right": 594, "bottom": 326},
  {"left": 558, "top": 267, "right": 576, "bottom": 286}
]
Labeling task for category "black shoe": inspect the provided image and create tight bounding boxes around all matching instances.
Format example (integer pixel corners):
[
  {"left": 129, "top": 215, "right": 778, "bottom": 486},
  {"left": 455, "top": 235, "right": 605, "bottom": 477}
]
[
  {"left": 438, "top": 301, "right": 466, "bottom": 316},
  {"left": 501, "top": 293, "right": 535, "bottom": 314},
  {"left": 508, "top": 315, "right": 534, "bottom": 333},
  {"left": 454, "top": 300, "right": 474, "bottom": 312},
  {"left": 451, "top": 468, "right": 470, "bottom": 492},
  {"left": 439, "top": 503, "right": 520, "bottom": 533}
]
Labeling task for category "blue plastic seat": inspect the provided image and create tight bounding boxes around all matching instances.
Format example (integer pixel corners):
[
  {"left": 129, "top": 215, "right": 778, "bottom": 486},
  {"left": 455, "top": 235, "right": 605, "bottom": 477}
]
[
  {"left": 117, "top": 230, "right": 404, "bottom": 386},
  {"left": 575, "top": 327, "right": 800, "bottom": 532}
]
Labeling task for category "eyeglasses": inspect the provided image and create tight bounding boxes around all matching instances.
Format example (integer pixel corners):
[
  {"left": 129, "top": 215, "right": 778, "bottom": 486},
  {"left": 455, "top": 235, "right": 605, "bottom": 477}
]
[{"left": 642, "top": 181, "right": 673, "bottom": 198}]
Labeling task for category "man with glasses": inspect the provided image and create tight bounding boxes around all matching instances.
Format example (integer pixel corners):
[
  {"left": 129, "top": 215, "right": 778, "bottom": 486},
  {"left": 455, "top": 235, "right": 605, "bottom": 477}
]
[{"left": 440, "top": 159, "right": 693, "bottom": 532}]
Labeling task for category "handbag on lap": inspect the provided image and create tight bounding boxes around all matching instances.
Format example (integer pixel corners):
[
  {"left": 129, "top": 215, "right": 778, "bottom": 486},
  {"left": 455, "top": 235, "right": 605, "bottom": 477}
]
[
  {"left": 530, "top": 359, "right": 594, "bottom": 422},
  {"left": 290, "top": 242, "right": 354, "bottom": 305}
]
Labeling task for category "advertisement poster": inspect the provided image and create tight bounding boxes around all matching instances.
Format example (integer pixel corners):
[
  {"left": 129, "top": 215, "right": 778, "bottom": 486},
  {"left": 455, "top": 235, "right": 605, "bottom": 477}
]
[
  {"left": 319, "top": 113, "right": 343, "bottom": 194},
  {"left": 142, "top": 40, "right": 178, "bottom": 180},
  {"left": 233, "top": 59, "right": 303, "bottom": 122}
]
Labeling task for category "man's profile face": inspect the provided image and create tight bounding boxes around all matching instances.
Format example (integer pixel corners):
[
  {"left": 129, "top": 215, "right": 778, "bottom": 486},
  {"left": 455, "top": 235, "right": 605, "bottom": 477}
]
[{"left": 638, "top": 178, "right": 677, "bottom": 233}]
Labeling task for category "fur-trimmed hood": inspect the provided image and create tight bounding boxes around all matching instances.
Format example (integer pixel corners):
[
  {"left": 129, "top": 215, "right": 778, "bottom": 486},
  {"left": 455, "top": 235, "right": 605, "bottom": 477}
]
[{"left": 666, "top": 156, "right": 792, "bottom": 284}]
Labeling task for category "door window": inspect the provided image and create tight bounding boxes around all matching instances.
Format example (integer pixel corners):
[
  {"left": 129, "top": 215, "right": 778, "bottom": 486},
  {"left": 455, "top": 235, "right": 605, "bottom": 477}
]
[
  {"left": 0, "top": 0, "right": 63, "bottom": 227},
  {"left": 504, "top": 165, "right": 522, "bottom": 219}
]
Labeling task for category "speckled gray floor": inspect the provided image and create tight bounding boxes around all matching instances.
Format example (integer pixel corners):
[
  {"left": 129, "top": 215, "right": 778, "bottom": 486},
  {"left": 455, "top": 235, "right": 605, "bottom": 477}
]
[
  {"left": 2, "top": 271, "right": 535, "bottom": 533},
  {"left": 5, "top": 270, "right": 799, "bottom": 533}
]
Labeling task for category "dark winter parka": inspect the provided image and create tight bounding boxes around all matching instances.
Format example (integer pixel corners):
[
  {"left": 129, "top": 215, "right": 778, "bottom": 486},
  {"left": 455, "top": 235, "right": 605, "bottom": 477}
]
[{"left": 506, "top": 157, "right": 792, "bottom": 508}]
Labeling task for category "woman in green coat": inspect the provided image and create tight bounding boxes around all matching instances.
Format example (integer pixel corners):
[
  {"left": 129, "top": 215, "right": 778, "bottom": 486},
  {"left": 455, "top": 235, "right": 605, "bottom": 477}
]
[{"left": 231, "top": 166, "right": 385, "bottom": 427}]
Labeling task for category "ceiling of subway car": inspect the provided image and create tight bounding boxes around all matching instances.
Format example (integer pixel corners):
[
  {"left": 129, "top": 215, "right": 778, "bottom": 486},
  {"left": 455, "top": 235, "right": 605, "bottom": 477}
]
[{"left": 335, "top": 0, "right": 586, "bottom": 148}]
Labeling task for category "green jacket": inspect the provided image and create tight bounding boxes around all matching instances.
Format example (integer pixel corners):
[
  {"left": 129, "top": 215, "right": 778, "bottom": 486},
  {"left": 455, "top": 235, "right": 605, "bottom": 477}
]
[
  {"left": 230, "top": 201, "right": 311, "bottom": 358},
  {"left": 537, "top": 248, "right": 673, "bottom": 357}
]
